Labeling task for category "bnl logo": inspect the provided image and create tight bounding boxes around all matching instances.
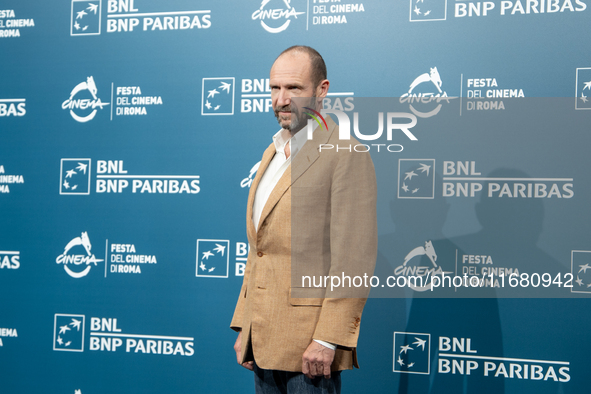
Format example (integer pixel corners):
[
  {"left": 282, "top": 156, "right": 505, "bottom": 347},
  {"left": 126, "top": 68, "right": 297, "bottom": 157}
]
[
  {"left": 71, "top": 1, "right": 101, "bottom": 36},
  {"left": 53, "top": 314, "right": 85, "bottom": 352},
  {"left": 571, "top": 250, "right": 591, "bottom": 294},
  {"left": 398, "top": 159, "right": 436, "bottom": 199},
  {"left": 196, "top": 239, "right": 230, "bottom": 278},
  {"left": 575, "top": 68, "right": 591, "bottom": 110},
  {"left": 393, "top": 332, "right": 431, "bottom": 374},
  {"left": 410, "top": 0, "right": 447, "bottom": 22},
  {"left": 202, "top": 78, "right": 235, "bottom": 115},
  {"left": 60, "top": 159, "right": 91, "bottom": 195}
]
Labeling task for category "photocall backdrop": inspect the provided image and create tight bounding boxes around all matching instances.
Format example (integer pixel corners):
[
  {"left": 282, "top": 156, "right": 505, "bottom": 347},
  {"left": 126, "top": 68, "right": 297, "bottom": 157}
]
[{"left": 1, "top": 1, "right": 590, "bottom": 393}]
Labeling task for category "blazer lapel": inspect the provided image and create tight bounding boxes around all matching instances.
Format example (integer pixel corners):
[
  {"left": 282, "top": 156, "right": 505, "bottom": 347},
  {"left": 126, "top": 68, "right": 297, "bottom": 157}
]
[
  {"left": 257, "top": 166, "right": 291, "bottom": 232},
  {"left": 254, "top": 116, "right": 336, "bottom": 233},
  {"left": 290, "top": 115, "right": 335, "bottom": 185},
  {"left": 247, "top": 143, "right": 276, "bottom": 243}
]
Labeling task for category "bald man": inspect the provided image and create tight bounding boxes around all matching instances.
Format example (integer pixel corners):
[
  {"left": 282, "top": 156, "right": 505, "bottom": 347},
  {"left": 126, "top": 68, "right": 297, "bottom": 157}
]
[{"left": 231, "top": 46, "right": 377, "bottom": 394}]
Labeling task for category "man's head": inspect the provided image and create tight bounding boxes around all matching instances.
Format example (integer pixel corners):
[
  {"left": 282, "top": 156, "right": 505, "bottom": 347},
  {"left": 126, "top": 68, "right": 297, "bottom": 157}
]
[{"left": 270, "top": 46, "right": 329, "bottom": 132}]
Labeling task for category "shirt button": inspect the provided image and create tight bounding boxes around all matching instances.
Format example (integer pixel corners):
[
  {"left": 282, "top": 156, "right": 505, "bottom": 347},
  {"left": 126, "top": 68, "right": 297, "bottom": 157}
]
[{"left": 257, "top": 252, "right": 263, "bottom": 257}]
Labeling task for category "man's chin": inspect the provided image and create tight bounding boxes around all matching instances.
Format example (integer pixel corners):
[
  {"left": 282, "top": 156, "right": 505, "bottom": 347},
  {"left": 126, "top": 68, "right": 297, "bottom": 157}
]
[
  {"left": 276, "top": 118, "right": 291, "bottom": 129},
  {"left": 276, "top": 115, "right": 304, "bottom": 132}
]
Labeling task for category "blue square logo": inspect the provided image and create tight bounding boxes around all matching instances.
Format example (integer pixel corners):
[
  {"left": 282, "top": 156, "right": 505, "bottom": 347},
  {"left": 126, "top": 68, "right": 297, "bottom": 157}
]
[
  {"left": 571, "top": 250, "right": 591, "bottom": 294},
  {"left": 393, "top": 332, "right": 430, "bottom": 374},
  {"left": 575, "top": 68, "right": 591, "bottom": 110},
  {"left": 53, "top": 314, "right": 85, "bottom": 352},
  {"left": 398, "top": 159, "right": 435, "bottom": 199},
  {"left": 60, "top": 159, "right": 91, "bottom": 195},
  {"left": 71, "top": 1, "right": 101, "bottom": 36},
  {"left": 410, "top": 0, "right": 447, "bottom": 22},
  {"left": 201, "top": 78, "right": 235, "bottom": 115},
  {"left": 196, "top": 239, "right": 230, "bottom": 278}
]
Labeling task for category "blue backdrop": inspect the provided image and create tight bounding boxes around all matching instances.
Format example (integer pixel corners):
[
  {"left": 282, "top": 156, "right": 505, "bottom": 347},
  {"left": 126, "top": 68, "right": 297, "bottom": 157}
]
[{"left": 1, "top": 1, "right": 590, "bottom": 393}]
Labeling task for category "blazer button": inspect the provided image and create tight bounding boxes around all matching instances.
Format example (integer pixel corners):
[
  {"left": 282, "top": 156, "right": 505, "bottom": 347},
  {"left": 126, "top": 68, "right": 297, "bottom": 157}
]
[{"left": 257, "top": 252, "right": 263, "bottom": 257}]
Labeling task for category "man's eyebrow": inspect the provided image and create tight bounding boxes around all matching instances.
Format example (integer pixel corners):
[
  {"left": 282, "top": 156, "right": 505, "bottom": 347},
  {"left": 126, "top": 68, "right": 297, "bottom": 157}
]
[
  {"left": 269, "top": 83, "right": 304, "bottom": 89},
  {"left": 287, "top": 83, "right": 304, "bottom": 89}
]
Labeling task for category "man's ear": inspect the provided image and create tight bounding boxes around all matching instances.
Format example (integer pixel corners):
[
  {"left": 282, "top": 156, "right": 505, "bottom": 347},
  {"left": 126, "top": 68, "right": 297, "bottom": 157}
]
[{"left": 316, "top": 79, "right": 330, "bottom": 98}]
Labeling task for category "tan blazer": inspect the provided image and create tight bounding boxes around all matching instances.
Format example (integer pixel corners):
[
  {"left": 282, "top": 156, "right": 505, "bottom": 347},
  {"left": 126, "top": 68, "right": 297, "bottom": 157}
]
[{"left": 231, "top": 116, "right": 377, "bottom": 372}]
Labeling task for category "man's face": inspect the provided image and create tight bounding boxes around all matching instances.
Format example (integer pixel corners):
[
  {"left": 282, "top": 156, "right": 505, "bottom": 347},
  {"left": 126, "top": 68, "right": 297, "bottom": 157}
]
[{"left": 270, "top": 52, "right": 319, "bottom": 132}]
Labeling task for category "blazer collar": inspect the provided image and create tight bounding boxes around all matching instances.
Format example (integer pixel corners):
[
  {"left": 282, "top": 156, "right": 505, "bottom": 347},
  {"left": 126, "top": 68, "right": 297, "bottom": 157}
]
[
  {"left": 246, "top": 142, "right": 276, "bottom": 243},
  {"left": 248, "top": 115, "right": 337, "bottom": 237},
  {"left": 291, "top": 115, "right": 335, "bottom": 185}
]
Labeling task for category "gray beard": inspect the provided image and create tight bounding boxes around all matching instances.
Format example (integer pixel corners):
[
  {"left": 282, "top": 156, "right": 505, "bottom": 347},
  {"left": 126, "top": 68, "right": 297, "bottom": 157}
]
[{"left": 275, "top": 98, "right": 316, "bottom": 134}]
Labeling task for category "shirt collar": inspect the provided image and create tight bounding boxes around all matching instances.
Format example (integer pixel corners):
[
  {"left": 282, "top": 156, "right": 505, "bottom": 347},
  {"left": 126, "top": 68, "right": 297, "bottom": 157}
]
[
  {"left": 272, "top": 128, "right": 292, "bottom": 154},
  {"left": 272, "top": 122, "right": 320, "bottom": 159}
]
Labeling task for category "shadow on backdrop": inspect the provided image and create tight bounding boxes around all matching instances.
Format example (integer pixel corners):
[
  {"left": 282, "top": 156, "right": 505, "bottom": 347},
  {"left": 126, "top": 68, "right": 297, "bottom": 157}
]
[{"left": 374, "top": 170, "right": 505, "bottom": 393}]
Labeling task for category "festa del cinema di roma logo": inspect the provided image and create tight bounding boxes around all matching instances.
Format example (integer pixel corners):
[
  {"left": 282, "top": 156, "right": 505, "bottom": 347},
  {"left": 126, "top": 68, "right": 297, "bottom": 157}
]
[
  {"left": 394, "top": 240, "right": 450, "bottom": 291},
  {"left": 252, "top": 0, "right": 305, "bottom": 33},
  {"left": 56, "top": 232, "right": 103, "bottom": 278},
  {"left": 62, "top": 76, "right": 109, "bottom": 122},
  {"left": 400, "top": 67, "right": 453, "bottom": 118}
]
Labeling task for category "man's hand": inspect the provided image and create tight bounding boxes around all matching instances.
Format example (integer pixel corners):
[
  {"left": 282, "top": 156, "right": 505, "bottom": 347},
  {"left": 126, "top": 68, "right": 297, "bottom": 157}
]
[
  {"left": 234, "top": 331, "right": 254, "bottom": 371},
  {"left": 302, "top": 341, "right": 336, "bottom": 379}
]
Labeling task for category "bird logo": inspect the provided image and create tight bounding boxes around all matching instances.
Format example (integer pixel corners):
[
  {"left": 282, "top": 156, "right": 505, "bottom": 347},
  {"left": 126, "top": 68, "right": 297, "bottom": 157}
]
[
  {"left": 54, "top": 314, "right": 85, "bottom": 352},
  {"left": 398, "top": 159, "right": 435, "bottom": 199},
  {"left": 394, "top": 332, "right": 431, "bottom": 374},
  {"left": 202, "top": 78, "right": 234, "bottom": 115},
  {"left": 573, "top": 252, "right": 591, "bottom": 292},
  {"left": 410, "top": 0, "right": 445, "bottom": 22},
  {"left": 580, "top": 80, "right": 591, "bottom": 104},
  {"left": 71, "top": 1, "right": 101, "bottom": 35},
  {"left": 196, "top": 240, "right": 230, "bottom": 277},
  {"left": 60, "top": 159, "right": 91, "bottom": 195}
]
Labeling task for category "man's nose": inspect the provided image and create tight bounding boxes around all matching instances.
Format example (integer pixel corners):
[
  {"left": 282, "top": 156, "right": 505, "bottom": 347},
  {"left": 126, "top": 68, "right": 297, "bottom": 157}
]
[{"left": 276, "top": 89, "right": 291, "bottom": 107}]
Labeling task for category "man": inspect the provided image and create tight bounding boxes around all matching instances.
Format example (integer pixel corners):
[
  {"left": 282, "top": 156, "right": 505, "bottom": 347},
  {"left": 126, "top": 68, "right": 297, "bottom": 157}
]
[{"left": 231, "top": 46, "right": 377, "bottom": 393}]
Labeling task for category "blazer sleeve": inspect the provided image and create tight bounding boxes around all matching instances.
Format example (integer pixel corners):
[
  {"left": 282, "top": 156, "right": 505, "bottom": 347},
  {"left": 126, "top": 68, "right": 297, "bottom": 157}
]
[
  {"left": 230, "top": 246, "right": 254, "bottom": 331},
  {"left": 312, "top": 145, "right": 378, "bottom": 348}
]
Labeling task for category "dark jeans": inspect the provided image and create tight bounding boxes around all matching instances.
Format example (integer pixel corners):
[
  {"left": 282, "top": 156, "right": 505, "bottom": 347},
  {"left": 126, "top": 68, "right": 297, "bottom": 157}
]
[{"left": 253, "top": 361, "right": 341, "bottom": 394}]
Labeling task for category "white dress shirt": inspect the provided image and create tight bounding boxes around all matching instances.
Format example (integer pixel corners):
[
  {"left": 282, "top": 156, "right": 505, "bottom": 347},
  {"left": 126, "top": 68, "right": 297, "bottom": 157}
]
[
  {"left": 252, "top": 127, "right": 308, "bottom": 231},
  {"left": 252, "top": 125, "right": 336, "bottom": 352}
]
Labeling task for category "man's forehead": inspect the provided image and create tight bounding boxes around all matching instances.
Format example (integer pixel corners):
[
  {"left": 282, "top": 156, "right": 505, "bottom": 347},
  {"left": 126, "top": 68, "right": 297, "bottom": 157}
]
[{"left": 270, "top": 52, "right": 312, "bottom": 80}]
